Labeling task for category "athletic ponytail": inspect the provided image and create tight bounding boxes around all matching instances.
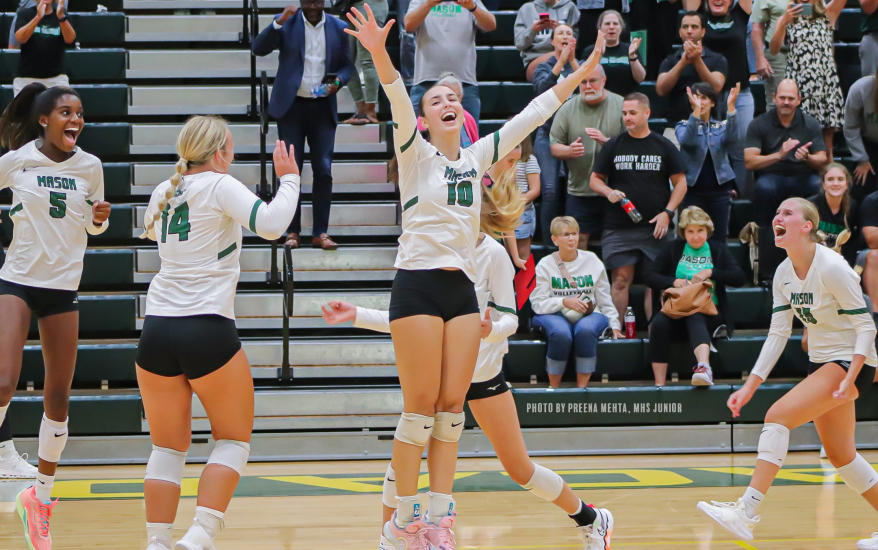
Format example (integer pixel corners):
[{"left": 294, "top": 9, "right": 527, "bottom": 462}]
[
  {"left": 141, "top": 115, "right": 229, "bottom": 238},
  {"left": 480, "top": 161, "right": 526, "bottom": 236},
  {"left": 0, "top": 84, "right": 80, "bottom": 151}
]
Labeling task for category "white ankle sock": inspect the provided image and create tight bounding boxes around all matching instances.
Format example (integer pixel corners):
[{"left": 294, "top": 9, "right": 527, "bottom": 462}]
[
  {"left": 425, "top": 492, "right": 454, "bottom": 524},
  {"left": 741, "top": 487, "right": 764, "bottom": 519},
  {"left": 146, "top": 522, "right": 173, "bottom": 547},
  {"left": 35, "top": 472, "right": 54, "bottom": 503},
  {"left": 396, "top": 495, "right": 421, "bottom": 527},
  {"left": 195, "top": 506, "right": 223, "bottom": 539},
  {"left": 697, "top": 362, "right": 711, "bottom": 371}
]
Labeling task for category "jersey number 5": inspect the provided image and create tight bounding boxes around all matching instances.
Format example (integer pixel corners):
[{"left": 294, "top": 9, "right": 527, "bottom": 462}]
[
  {"left": 795, "top": 306, "right": 818, "bottom": 325},
  {"left": 446, "top": 181, "right": 474, "bottom": 207},
  {"left": 161, "top": 201, "right": 191, "bottom": 243},
  {"left": 49, "top": 191, "right": 66, "bottom": 219}
]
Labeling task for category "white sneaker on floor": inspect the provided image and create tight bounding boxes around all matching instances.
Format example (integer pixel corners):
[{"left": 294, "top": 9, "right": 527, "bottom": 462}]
[
  {"left": 579, "top": 507, "right": 613, "bottom": 550},
  {"left": 697, "top": 499, "right": 759, "bottom": 541},
  {"left": 858, "top": 533, "right": 878, "bottom": 549},
  {"left": 379, "top": 534, "right": 394, "bottom": 550},
  {"left": 148, "top": 542, "right": 172, "bottom": 550},
  {"left": 0, "top": 451, "right": 37, "bottom": 478},
  {"left": 174, "top": 523, "right": 216, "bottom": 550},
  {"left": 691, "top": 365, "right": 714, "bottom": 386}
]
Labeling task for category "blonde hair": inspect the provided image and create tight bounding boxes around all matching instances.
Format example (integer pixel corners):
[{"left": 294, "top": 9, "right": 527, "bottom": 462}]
[
  {"left": 141, "top": 116, "right": 230, "bottom": 238},
  {"left": 480, "top": 162, "right": 526, "bottom": 235},
  {"left": 785, "top": 197, "right": 825, "bottom": 244},
  {"left": 550, "top": 216, "right": 580, "bottom": 236},
  {"left": 676, "top": 206, "right": 714, "bottom": 239}
]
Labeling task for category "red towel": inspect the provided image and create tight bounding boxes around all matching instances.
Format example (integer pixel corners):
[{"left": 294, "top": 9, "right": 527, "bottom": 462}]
[{"left": 513, "top": 254, "right": 536, "bottom": 310}]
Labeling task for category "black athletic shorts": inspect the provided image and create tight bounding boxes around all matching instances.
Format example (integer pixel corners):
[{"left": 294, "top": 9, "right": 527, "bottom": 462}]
[
  {"left": 0, "top": 278, "right": 78, "bottom": 318},
  {"left": 389, "top": 268, "right": 479, "bottom": 322},
  {"left": 466, "top": 371, "right": 511, "bottom": 402},
  {"left": 808, "top": 360, "right": 877, "bottom": 397},
  {"left": 136, "top": 314, "right": 242, "bottom": 380}
]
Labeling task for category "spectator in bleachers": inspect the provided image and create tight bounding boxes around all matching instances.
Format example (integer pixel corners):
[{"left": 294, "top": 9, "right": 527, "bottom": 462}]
[
  {"left": 645, "top": 206, "right": 745, "bottom": 386},
  {"left": 406, "top": 0, "right": 496, "bottom": 126},
  {"left": 252, "top": 0, "right": 355, "bottom": 251},
  {"left": 7, "top": 0, "right": 38, "bottom": 49},
  {"left": 637, "top": 0, "right": 684, "bottom": 81},
  {"left": 750, "top": 0, "right": 789, "bottom": 109},
  {"left": 675, "top": 82, "right": 740, "bottom": 240},
  {"left": 513, "top": 135, "right": 541, "bottom": 263},
  {"left": 656, "top": 12, "right": 727, "bottom": 128},
  {"left": 530, "top": 216, "right": 622, "bottom": 388},
  {"left": 859, "top": 0, "right": 878, "bottom": 82},
  {"left": 514, "top": 0, "right": 580, "bottom": 82},
  {"left": 856, "top": 189, "right": 878, "bottom": 323},
  {"left": 533, "top": 24, "right": 579, "bottom": 244},
  {"left": 579, "top": 10, "right": 645, "bottom": 98},
  {"left": 808, "top": 163, "right": 858, "bottom": 265},
  {"left": 589, "top": 92, "right": 688, "bottom": 320},
  {"left": 843, "top": 70, "right": 878, "bottom": 200},
  {"left": 745, "top": 79, "right": 827, "bottom": 228},
  {"left": 549, "top": 65, "right": 625, "bottom": 249},
  {"left": 13, "top": 0, "right": 74, "bottom": 97},
  {"left": 769, "top": 0, "right": 845, "bottom": 160},
  {"left": 342, "top": 0, "right": 388, "bottom": 124},
  {"left": 700, "top": 0, "right": 753, "bottom": 192},
  {"left": 577, "top": 1, "right": 628, "bottom": 51},
  {"left": 394, "top": 0, "right": 416, "bottom": 85}
]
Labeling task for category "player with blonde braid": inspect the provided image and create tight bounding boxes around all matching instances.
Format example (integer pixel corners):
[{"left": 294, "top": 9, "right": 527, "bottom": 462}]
[{"left": 135, "top": 115, "right": 301, "bottom": 550}]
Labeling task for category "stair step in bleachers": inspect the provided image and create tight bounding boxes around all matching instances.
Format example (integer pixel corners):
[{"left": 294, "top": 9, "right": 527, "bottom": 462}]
[
  {"left": 130, "top": 201, "right": 400, "bottom": 237},
  {"left": 0, "top": 49, "right": 126, "bottom": 81},
  {"left": 0, "top": 12, "right": 125, "bottom": 45},
  {"left": 130, "top": 123, "right": 386, "bottom": 154},
  {"left": 123, "top": 0, "right": 290, "bottom": 8},
  {"left": 134, "top": 245, "right": 275, "bottom": 283},
  {"left": 126, "top": 14, "right": 276, "bottom": 42}
]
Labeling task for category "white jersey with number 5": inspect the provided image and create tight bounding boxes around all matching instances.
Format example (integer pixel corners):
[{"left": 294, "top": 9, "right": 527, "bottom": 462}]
[
  {"left": 384, "top": 75, "right": 561, "bottom": 281},
  {"left": 143, "top": 171, "right": 299, "bottom": 320},
  {"left": 752, "top": 245, "right": 878, "bottom": 380},
  {"left": 0, "top": 140, "right": 107, "bottom": 291}
]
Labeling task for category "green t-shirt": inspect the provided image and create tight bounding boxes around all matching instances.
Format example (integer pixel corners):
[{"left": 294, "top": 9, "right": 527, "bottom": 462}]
[
  {"left": 675, "top": 242, "right": 718, "bottom": 305},
  {"left": 549, "top": 92, "right": 625, "bottom": 197},
  {"left": 750, "top": 0, "right": 790, "bottom": 45}
]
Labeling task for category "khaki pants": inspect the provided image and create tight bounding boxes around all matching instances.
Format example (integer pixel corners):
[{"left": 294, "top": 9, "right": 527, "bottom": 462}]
[
  {"left": 762, "top": 51, "right": 787, "bottom": 108},
  {"left": 13, "top": 74, "right": 70, "bottom": 97}
]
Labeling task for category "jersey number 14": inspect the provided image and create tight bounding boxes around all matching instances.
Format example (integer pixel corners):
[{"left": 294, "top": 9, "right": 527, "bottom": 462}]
[
  {"left": 795, "top": 306, "right": 818, "bottom": 325},
  {"left": 161, "top": 202, "right": 191, "bottom": 243}
]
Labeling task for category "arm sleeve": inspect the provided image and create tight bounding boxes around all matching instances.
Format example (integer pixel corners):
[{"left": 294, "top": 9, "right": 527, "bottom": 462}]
[
  {"left": 215, "top": 174, "right": 301, "bottom": 240},
  {"left": 251, "top": 18, "right": 283, "bottom": 56},
  {"left": 470, "top": 89, "right": 562, "bottom": 172},
  {"left": 844, "top": 86, "right": 869, "bottom": 163},
  {"left": 591, "top": 137, "right": 614, "bottom": 177},
  {"left": 513, "top": 8, "right": 537, "bottom": 52},
  {"left": 484, "top": 251, "right": 519, "bottom": 344},
  {"left": 744, "top": 116, "right": 762, "bottom": 150},
  {"left": 533, "top": 61, "right": 560, "bottom": 94},
  {"left": 530, "top": 259, "right": 565, "bottom": 314},
  {"left": 335, "top": 23, "right": 355, "bottom": 86},
  {"left": 0, "top": 151, "right": 20, "bottom": 190},
  {"left": 383, "top": 75, "right": 426, "bottom": 194},
  {"left": 142, "top": 185, "right": 162, "bottom": 242},
  {"left": 675, "top": 116, "right": 701, "bottom": 149},
  {"left": 861, "top": 195, "right": 878, "bottom": 229},
  {"left": 751, "top": 277, "right": 794, "bottom": 381},
  {"left": 353, "top": 307, "right": 391, "bottom": 333},
  {"left": 13, "top": 7, "right": 29, "bottom": 31},
  {"left": 85, "top": 161, "right": 108, "bottom": 236},
  {"left": 808, "top": 118, "right": 827, "bottom": 152},
  {"left": 826, "top": 260, "right": 878, "bottom": 358},
  {"left": 658, "top": 55, "right": 675, "bottom": 77},
  {"left": 723, "top": 111, "right": 740, "bottom": 148},
  {"left": 594, "top": 267, "right": 621, "bottom": 330}
]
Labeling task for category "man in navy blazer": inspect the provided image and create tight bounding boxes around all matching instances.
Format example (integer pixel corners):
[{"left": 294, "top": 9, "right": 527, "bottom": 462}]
[{"left": 252, "top": 0, "right": 355, "bottom": 250}]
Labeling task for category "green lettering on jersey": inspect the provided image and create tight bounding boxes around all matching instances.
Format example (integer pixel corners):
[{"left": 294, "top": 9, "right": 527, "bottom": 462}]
[
  {"left": 49, "top": 191, "right": 66, "bottom": 219},
  {"left": 790, "top": 292, "right": 814, "bottom": 306},
  {"left": 795, "top": 306, "right": 818, "bottom": 325},
  {"left": 37, "top": 176, "right": 47, "bottom": 187}
]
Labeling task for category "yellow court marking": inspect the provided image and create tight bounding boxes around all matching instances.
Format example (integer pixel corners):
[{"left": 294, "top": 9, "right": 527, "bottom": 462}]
[
  {"left": 734, "top": 543, "right": 759, "bottom": 550},
  {"left": 261, "top": 472, "right": 479, "bottom": 493},
  {"left": 458, "top": 536, "right": 860, "bottom": 549},
  {"left": 501, "top": 469, "right": 694, "bottom": 488}
]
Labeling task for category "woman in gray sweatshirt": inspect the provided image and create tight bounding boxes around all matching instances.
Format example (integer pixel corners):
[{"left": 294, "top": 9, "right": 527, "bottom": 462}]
[{"left": 514, "top": 0, "right": 580, "bottom": 81}]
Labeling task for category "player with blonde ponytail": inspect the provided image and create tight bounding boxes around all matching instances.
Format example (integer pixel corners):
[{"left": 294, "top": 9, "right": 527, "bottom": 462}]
[
  {"left": 345, "top": 5, "right": 606, "bottom": 549},
  {"left": 135, "top": 115, "right": 300, "bottom": 550}
]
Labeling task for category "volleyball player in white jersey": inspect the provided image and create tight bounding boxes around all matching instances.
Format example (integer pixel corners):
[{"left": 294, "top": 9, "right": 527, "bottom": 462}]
[
  {"left": 344, "top": 6, "right": 605, "bottom": 549},
  {"left": 0, "top": 83, "right": 109, "bottom": 550},
  {"left": 322, "top": 178, "right": 615, "bottom": 550},
  {"left": 135, "top": 116, "right": 299, "bottom": 550},
  {"left": 697, "top": 198, "right": 878, "bottom": 548}
]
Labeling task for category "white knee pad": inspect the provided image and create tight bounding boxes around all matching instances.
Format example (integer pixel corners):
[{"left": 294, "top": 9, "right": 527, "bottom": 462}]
[
  {"left": 37, "top": 414, "right": 68, "bottom": 463},
  {"left": 432, "top": 412, "right": 465, "bottom": 443},
  {"left": 837, "top": 453, "right": 878, "bottom": 494},
  {"left": 145, "top": 445, "right": 188, "bottom": 486},
  {"left": 394, "top": 413, "right": 434, "bottom": 446},
  {"left": 206, "top": 440, "right": 250, "bottom": 475},
  {"left": 382, "top": 464, "right": 397, "bottom": 508},
  {"left": 521, "top": 463, "right": 564, "bottom": 502},
  {"left": 756, "top": 422, "right": 790, "bottom": 467}
]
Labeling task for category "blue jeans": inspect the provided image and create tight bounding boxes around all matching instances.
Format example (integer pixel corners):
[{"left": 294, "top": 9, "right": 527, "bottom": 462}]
[
  {"left": 395, "top": 0, "right": 415, "bottom": 84},
  {"left": 410, "top": 82, "right": 481, "bottom": 131},
  {"left": 717, "top": 88, "right": 755, "bottom": 195},
  {"left": 534, "top": 126, "right": 562, "bottom": 244},
  {"left": 747, "top": 22, "right": 756, "bottom": 74},
  {"left": 681, "top": 189, "right": 733, "bottom": 241},
  {"left": 755, "top": 172, "right": 822, "bottom": 226},
  {"left": 532, "top": 312, "right": 609, "bottom": 375}
]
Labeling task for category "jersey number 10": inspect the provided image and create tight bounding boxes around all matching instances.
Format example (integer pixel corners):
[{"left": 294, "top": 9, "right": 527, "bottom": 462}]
[
  {"left": 446, "top": 181, "right": 474, "bottom": 207},
  {"left": 161, "top": 202, "right": 191, "bottom": 243}
]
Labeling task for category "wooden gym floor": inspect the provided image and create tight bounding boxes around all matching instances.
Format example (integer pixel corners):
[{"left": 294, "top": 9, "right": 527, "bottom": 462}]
[{"left": 0, "top": 451, "right": 876, "bottom": 549}]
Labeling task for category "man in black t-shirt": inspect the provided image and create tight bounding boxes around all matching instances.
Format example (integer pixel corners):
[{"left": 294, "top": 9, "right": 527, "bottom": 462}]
[
  {"left": 656, "top": 12, "right": 728, "bottom": 125},
  {"left": 590, "top": 92, "right": 688, "bottom": 320},
  {"left": 856, "top": 191, "right": 878, "bottom": 321},
  {"left": 13, "top": 0, "right": 75, "bottom": 96}
]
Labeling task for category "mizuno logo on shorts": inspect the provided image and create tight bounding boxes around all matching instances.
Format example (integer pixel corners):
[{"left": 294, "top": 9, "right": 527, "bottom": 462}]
[{"left": 487, "top": 384, "right": 501, "bottom": 391}]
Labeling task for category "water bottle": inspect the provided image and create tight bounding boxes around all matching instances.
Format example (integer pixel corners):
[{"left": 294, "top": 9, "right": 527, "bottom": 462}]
[
  {"left": 625, "top": 307, "right": 636, "bottom": 339},
  {"left": 620, "top": 198, "right": 642, "bottom": 223},
  {"left": 311, "top": 83, "right": 331, "bottom": 98}
]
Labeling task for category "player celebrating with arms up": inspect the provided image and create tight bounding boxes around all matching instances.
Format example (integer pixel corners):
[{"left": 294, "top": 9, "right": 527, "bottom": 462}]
[
  {"left": 0, "top": 83, "right": 109, "bottom": 550},
  {"left": 697, "top": 198, "right": 878, "bottom": 549},
  {"left": 344, "top": 5, "right": 606, "bottom": 550}
]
